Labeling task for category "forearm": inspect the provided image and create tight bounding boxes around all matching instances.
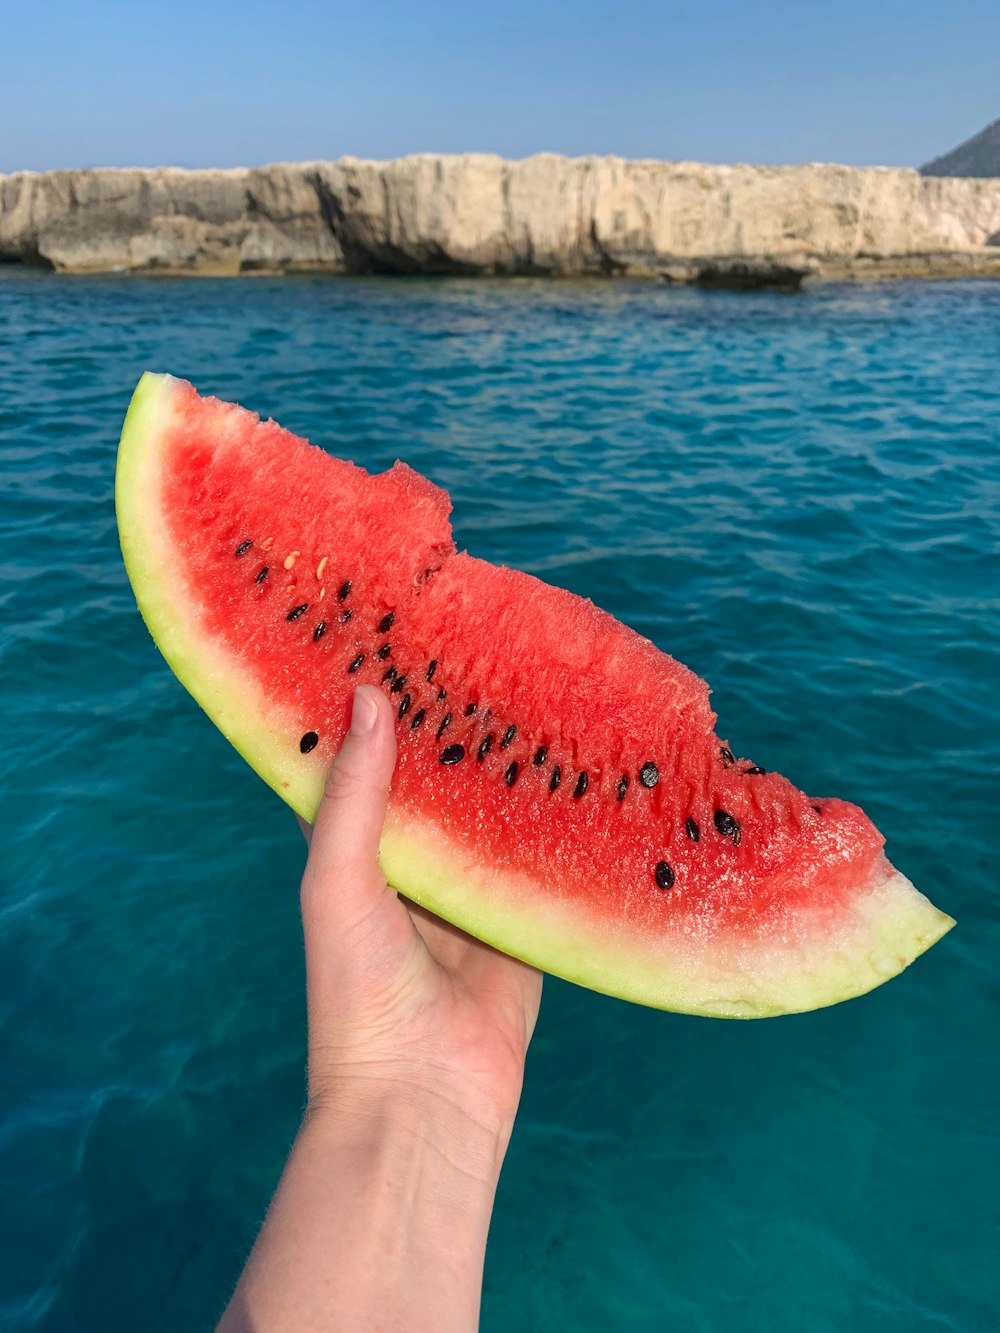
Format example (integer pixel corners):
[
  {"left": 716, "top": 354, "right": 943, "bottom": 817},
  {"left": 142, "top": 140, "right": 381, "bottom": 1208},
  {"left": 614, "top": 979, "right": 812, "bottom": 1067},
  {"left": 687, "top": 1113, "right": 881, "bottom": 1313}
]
[{"left": 218, "top": 1083, "right": 510, "bottom": 1333}]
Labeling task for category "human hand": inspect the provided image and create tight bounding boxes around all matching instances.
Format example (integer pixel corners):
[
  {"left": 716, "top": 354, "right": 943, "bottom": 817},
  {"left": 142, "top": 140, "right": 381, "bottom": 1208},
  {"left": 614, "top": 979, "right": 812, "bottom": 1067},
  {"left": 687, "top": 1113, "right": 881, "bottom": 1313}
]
[
  {"left": 219, "top": 685, "right": 540, "bottom": 1332},
  {"left": 299, "top": 683, "right": 543, "bottom": 1148}
]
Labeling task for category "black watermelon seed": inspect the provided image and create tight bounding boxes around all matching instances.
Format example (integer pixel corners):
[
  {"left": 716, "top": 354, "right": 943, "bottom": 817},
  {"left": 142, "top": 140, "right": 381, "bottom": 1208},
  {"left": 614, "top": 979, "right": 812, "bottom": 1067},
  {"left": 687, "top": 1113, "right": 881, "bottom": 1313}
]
[
  {"left": 337, "top": 580, "right": 352, "bottom": 601},
  {"left": 533, "top": 745, "right": 548, "bottom": 766},
  {"left": 685, "top": 817, "right": 700, "bottom": 842},
  {"left": 286, "top": 604, "right": 309, "bottom": 621},
  {"left": 655, "top": 861, "right": 675, "bottom": 891},
  {"left": 382, "top": 665, "right": 398, "bottom": 684},
  {"left": 639, "top": 761, "right": 660, "bottom": 788},
  {"left": 501, "top": 724, "right": 517, "bottom": 750},
  {"left": 464, "top": 702, "right": 476, "bottom": 717},
  {"left": 478, "top": 734, "right": 494, "bottom": 761},
  {"left": 427, "top": 660, "right": 438, "bottom": 682},
  {"left": 505, "top": 761, "right": 519, "bottom": 787},
  {"left": 341, "top": 609, "right": 353, "bottom": 623},
  {"left": 714, "top": 809, "right": 741, "bottom": 842},
  {"left": 573, "top": 771, "right": 589, "bottom": 799},
  {"left": 390, "top": 675, "right": 407, "bottom": 694},
  {"left": 378, "top": 612, "right": 395, "bottom": 633},
  {"left": 436, "top": 711, "right": 453, "bottom": 739},
  {"left": 255, "top": 566, "right": 269, "bottom": 584},
  {"left": 348, "top": 653, "right": 365, "bottom": 674},
  {"left": 437, "top": 688, "right": 447, "bottom": 701},
  {"left": 377, "top": 643, "right": 392, "bottom": 659},
  {"left": 235, "top": 539, "right": 253, "bottom": 557},
  {"left": 299, "top": 731, "right": 319, "bottom": 754},
  {"left": 398, "top": 693, "right": 411, "bottom": 719},
  {"left": 720, "top": 745, "right": 735, "bottom": 767},
  {"left": 440, "top": 743, "right": 465, "bottom": 765},
  {"left": 410, "top": 709, "right": 425, "bottom": 730},
  {"left": 743, "top": 765, "right": 766, "bottom": 775},
  {"left": 812, "top": 803, "right": 822, "bottom": 815},
  {"left": 617, "top": 774, "right": 629, "bottom": 801},
  {"left": 313, "top": 621, "right": 327, "bottom": 642},
  {"left": 549, "top": 765, "right": 561, "bottom": 792}
]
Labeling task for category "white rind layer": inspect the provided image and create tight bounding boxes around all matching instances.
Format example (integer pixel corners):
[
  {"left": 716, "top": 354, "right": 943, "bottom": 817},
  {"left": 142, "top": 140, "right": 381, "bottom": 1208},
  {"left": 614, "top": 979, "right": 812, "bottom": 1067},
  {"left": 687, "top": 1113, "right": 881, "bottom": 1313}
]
[
  {"left": 116, "top": 373, "right": 319, "bottom": 804},
  {"left": 116, "top": 373, "right": 956, "bottom": 1018},
  {"left": 382, "top": 813, "right": 953, "bottom": 1017}
]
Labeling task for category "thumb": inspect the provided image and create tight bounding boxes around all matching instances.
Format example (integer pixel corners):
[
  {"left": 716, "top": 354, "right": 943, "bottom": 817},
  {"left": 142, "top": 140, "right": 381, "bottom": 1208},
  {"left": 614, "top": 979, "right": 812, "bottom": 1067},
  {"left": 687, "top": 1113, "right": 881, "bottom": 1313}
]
[{"left": 300, "top": 685, "right": 405, "bottom": 1000}]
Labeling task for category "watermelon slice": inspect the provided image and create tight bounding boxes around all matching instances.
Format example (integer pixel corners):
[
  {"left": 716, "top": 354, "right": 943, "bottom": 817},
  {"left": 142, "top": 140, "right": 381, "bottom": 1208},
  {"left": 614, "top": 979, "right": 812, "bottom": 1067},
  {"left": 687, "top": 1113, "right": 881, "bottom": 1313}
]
[{"left": 115, "top": 373, "right": 954, "bottom": 1018}]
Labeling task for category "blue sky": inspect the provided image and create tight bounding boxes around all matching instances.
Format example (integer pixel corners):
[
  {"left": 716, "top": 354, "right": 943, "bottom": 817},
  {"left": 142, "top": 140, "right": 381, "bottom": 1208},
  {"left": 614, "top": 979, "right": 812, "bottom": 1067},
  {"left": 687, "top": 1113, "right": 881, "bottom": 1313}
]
[{"left": 2, "top": 0, "right": 996, "bottom": 172}]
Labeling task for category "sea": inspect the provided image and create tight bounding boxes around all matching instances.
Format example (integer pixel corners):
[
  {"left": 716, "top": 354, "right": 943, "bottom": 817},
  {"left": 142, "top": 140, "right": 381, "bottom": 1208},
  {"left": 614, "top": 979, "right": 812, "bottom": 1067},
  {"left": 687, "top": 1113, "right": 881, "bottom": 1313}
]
[{"left": 1, "top": 271, "right": 997, "bottom": 1332}]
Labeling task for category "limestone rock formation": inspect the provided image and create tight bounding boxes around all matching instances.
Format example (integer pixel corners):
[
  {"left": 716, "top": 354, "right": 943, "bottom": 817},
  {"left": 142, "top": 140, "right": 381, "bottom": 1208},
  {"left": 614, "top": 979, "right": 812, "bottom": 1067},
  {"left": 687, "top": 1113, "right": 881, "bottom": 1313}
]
[{"left": 2, "top": 156, "right": 999, "bottom": 282}]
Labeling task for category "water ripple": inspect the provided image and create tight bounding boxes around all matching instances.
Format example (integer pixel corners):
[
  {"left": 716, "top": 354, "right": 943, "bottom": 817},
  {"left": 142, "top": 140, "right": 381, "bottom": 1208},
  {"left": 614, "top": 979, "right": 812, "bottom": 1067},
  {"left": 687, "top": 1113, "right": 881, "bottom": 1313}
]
[{"left": 1, "top": 272, "right": 997, "bottom": 1332}]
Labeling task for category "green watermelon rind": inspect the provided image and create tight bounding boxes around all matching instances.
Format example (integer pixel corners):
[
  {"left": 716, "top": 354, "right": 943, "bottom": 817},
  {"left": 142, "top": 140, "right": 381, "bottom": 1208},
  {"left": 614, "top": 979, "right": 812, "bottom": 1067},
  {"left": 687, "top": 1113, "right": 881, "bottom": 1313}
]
[
  {"left": 116, "top": 372, "right": 956, "bottom": 1018},
  {"left": 117, "top": 373, "right": 321, "bottom": 811},
  {"left": 383, "top": 815, "right": 954, "bottom": 1016}
]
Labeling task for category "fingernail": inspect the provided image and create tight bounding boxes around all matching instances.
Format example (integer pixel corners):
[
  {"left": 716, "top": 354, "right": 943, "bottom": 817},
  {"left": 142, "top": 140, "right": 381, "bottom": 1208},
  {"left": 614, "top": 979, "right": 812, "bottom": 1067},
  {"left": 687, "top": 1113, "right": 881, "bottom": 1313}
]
[{"left": 349, "top": 686, "right": 378, "bottom": 736}]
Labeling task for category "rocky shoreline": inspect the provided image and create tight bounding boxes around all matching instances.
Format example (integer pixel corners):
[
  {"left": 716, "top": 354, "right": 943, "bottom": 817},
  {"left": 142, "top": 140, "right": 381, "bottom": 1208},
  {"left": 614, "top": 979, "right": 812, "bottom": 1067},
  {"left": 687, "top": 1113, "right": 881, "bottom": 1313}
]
[{"left": 2, "top": 155, "right": 999, "bottom": 286}]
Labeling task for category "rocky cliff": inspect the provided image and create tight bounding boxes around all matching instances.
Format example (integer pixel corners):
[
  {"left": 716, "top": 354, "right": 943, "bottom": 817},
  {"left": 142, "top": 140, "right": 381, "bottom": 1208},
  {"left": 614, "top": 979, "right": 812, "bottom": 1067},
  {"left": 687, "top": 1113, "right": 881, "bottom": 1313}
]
[{"left": 2, "top": 155, "right": 1000, "bottom": 284}]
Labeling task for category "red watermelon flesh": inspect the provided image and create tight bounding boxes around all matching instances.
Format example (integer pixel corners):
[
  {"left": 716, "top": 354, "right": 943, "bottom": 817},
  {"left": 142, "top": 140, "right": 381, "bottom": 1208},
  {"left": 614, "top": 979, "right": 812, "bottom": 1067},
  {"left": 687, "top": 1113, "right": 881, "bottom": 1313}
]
[{"left": 115, "top": 373, "right": 954, "bottom": 1017}]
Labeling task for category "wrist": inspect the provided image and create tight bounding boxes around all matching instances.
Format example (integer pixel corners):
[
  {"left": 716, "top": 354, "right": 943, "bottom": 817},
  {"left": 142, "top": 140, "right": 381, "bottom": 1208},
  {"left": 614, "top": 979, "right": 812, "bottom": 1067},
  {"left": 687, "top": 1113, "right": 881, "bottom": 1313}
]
[
  {"left": 221, "top": 1067, "right": 506, "bottom": 1331},
  {"left": 302, "top": 1070, "right": 514, "bottom": 1189}
]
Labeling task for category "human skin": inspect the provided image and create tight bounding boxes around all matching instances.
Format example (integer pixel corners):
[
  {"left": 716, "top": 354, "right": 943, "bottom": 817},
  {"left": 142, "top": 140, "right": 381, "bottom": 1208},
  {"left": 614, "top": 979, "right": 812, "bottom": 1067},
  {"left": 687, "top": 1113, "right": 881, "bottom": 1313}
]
[{"left": 217, "top": 684, "right": 543, "bottom": 1332}]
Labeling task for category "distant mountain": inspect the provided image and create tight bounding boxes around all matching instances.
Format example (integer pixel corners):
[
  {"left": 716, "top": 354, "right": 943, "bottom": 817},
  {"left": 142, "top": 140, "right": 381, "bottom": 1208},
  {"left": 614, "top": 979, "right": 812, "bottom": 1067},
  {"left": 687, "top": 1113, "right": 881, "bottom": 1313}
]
[{"left": 921, "top": 119, "right": 1000, "bottom": 177}]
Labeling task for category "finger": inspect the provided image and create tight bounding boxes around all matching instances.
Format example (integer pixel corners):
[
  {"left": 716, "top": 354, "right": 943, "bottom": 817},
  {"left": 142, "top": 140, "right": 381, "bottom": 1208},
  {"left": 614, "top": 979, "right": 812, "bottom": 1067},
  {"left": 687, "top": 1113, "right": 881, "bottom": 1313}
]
[
  {"left": 406, "top": 901, "right": 543, "bottom": 1044},
  {"left": 296, "top": 814, "right": 311, "bottom": 846},
  {"left": 300, "top": 686, "right": 408, "bottom": 986},
  {"left": 406, "top": 901, "right": 482, "bottom": 972},
  {"left": 465, "top": 942, "right": 543, "bottom": 1034},
  {"left": 297, "top": 682, "right": 424, "bottom": 1034}
]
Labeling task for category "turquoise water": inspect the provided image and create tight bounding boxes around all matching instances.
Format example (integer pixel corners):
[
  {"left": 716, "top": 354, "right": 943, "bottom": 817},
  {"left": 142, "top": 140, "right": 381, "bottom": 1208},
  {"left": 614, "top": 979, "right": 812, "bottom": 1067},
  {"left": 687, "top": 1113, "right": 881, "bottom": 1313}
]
[{"left": 2, "top": 271, "right": 997, "bottom": 1331}]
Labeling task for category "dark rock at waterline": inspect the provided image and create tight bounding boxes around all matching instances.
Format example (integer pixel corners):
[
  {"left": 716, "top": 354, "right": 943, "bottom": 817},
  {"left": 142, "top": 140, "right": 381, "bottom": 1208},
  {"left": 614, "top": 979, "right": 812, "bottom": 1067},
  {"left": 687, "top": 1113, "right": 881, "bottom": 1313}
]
[{"left": 661, "top": 256, "right": 819, "bottom": 291}]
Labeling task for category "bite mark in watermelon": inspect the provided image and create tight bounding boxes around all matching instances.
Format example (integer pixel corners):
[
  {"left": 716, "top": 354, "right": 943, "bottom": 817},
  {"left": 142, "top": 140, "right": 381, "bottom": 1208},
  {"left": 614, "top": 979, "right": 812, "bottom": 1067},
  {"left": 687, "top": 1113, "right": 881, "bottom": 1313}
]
[{"left": 115, "top": 373, "right": 954, "bottom": 1018}]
